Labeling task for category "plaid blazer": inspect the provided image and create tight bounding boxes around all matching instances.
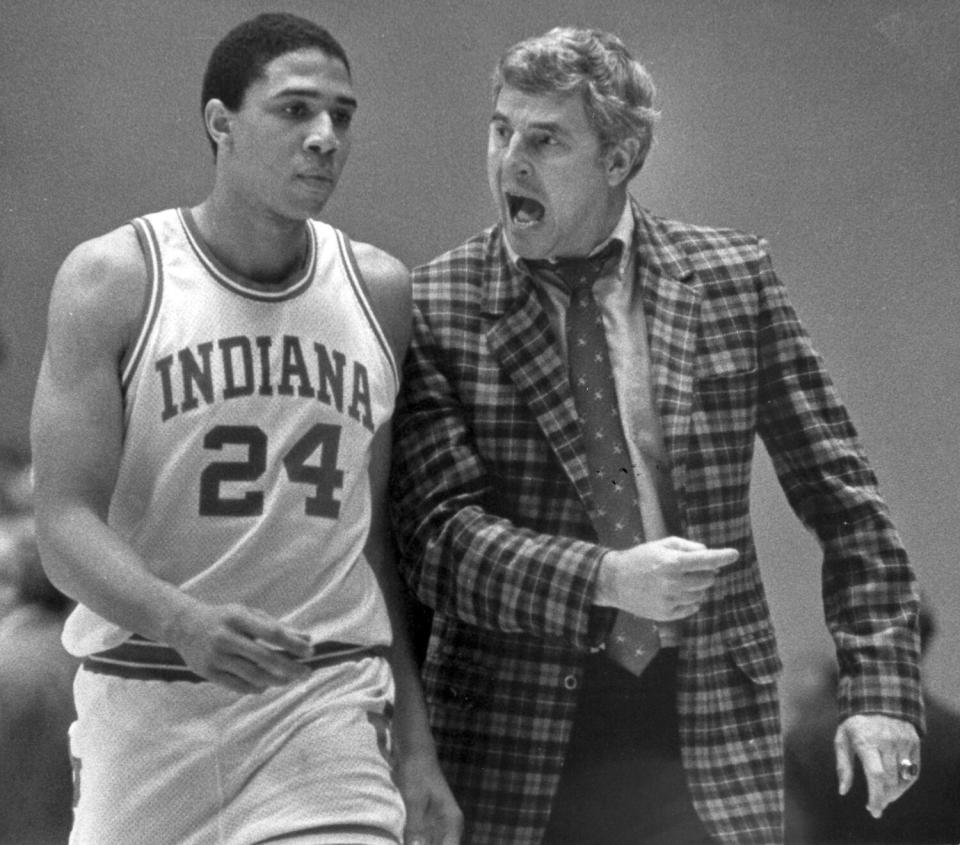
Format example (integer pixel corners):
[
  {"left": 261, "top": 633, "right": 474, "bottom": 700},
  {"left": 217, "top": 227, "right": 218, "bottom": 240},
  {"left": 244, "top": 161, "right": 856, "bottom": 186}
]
[{"left": 390, "top": 202, "right": 922, "bottom": 845}]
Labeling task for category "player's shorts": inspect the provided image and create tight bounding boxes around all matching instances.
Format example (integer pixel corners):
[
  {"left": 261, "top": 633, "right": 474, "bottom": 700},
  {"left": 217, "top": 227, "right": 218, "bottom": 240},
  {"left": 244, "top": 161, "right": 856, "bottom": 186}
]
[{"left": 67, "top": 645, "right": 405, "bottom": 845}]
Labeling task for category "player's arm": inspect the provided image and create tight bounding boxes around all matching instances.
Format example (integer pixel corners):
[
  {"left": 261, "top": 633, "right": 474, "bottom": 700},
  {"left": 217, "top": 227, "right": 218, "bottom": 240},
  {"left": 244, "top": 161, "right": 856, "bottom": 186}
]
[
  {"left": 31, "top": 227, "right": 311, "bottom": 693},
  {"left": 357, "top": 244, "right": 462, "bottom": 845},
  {"left": 366, "top": 423, "right": 462, "bottom": 845},
  {"left": 349, "top": 240, "right": 412, "bottom": 364}
]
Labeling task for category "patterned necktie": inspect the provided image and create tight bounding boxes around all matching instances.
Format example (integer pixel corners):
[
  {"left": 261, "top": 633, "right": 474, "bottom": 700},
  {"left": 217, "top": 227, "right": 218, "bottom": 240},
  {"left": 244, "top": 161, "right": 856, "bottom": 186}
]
[{"left": 530, "top": 242, "right": 661, "bottom": 676}]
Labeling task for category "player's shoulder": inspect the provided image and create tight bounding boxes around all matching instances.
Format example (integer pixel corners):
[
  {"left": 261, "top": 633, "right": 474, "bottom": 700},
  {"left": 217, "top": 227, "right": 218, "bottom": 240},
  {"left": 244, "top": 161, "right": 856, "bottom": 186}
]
[
  {"left": 55, "top": 223, "right": 146, "bottom": 306},
  {"left": 49, "top": 222, "right": 148, "bottom": 340},
  {"left": 61, "top": 221, "right": 143, "bottom": 276},
  {"left": 347, "top": 238, "right": 411, "bottom": 363},
  {"left": 349, "top": 239, "right": 409, "bottom": 291}
]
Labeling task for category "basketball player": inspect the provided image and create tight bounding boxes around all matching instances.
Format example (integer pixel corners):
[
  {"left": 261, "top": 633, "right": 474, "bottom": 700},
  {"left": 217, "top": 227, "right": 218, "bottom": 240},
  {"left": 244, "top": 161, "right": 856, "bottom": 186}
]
[{"left": 30, "top": 13, "right": 461, "bottom": 845}]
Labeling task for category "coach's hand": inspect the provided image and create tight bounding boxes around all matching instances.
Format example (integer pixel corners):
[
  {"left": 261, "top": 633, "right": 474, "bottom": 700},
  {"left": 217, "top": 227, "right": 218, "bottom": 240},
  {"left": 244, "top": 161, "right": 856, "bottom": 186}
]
[
  {"left": 595, "top": 536, "right": 739, "bottom": 621},
  {"left": 165, "top": 601, "right": 313, "bottom": 693},
  {"left": 835, "top": 714, "right": 921, "bottom": 819}
]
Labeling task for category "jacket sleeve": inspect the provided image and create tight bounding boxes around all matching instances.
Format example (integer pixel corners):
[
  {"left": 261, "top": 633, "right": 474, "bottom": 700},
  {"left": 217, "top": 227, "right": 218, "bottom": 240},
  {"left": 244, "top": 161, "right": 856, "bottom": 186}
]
[
  {"left": 389, "top": 299, "right": 612, "bottom": 652},
  {"left": 751, "top": 240, "right": 923, "bottom": 732}
]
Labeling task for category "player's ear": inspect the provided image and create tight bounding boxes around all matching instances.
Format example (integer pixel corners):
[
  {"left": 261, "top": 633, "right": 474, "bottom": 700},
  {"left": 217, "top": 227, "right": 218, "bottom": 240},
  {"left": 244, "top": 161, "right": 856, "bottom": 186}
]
[{"left": 204, "top": 99, "right": 234, "bottom": 153}]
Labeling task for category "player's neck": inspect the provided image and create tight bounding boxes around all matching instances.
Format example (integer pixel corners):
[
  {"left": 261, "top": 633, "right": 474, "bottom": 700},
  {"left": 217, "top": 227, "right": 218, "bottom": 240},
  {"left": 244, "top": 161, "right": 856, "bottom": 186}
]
[{"left": 190, "top": 198, "right": 310, "bottom": 288}]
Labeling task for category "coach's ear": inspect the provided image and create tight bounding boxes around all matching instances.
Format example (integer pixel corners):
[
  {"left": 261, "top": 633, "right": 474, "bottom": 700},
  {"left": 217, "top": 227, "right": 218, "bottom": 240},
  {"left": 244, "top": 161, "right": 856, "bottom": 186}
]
[
  {"left": 603, "top": 137, "right": 640, "bottom": 187},
  {"left": 204, "top": 99, "right": 234, "bottom": 154}
]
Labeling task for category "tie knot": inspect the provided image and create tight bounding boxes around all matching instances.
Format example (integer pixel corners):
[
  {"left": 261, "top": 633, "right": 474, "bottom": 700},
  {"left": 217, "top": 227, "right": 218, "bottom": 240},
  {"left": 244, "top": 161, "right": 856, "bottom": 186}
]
[{"left": 526, "top": 239, "right": 622, "bottom": 294}]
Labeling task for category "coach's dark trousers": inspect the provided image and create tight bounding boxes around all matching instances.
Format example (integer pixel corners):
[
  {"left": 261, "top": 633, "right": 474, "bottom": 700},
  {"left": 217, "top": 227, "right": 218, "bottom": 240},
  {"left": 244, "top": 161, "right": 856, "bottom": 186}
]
[{"left": 542, "top": 648, "right": 714, "bottom": 845}]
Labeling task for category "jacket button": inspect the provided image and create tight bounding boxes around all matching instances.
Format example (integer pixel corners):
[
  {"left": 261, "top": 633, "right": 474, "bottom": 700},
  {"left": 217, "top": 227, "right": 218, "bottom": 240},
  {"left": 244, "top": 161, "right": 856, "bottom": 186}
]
[{"left": 563, "top": 674, "right": 578, "bottom": 690}]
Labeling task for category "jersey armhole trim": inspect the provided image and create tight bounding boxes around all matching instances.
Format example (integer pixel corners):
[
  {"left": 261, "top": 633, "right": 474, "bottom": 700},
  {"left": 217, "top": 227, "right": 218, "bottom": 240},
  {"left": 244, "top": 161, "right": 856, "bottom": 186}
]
[
  {"left": 335, "top": 230, "right": 400, "bottom": 392},
  {"left": 122, "top": 217, "right": 164, "bottom": 390}
]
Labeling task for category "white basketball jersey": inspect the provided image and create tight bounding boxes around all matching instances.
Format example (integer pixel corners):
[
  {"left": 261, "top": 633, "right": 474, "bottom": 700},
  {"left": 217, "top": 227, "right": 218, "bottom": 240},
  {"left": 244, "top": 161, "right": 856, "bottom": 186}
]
[{"left": 62, "top": 208, "right": 398, "bottom": 656}]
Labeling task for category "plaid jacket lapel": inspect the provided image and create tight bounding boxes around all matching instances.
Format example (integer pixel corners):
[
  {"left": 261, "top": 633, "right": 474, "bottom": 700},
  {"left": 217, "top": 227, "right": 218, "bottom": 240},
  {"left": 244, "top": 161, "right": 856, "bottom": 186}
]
[
  {"left": 482, "top": 215, "right": 701, "bottom": 525},
  {"left": 483, "top": 238, "right": 594, "bottom": 508},
  {"left": 631, "top": 203, "right": 700, "bottom": 524}
]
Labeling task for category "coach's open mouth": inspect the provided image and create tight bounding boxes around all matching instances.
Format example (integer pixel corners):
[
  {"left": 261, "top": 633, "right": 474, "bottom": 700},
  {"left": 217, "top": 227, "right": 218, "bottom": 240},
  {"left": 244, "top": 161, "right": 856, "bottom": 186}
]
[{"left": 506, "top": 192, "right": 545, "bottom": 226}]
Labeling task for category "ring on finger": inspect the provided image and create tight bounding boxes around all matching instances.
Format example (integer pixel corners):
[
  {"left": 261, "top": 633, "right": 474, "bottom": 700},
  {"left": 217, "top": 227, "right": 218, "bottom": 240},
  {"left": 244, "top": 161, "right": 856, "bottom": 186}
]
[{"left": 897, "top": 758, "right": 919, "bottom": 782}]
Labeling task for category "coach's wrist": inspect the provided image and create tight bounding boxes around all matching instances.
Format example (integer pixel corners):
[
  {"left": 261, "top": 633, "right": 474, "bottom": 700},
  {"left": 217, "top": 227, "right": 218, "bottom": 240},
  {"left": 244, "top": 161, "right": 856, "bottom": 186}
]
[{"left": 593, "top": 549, "right": 622, "bottom": 608}]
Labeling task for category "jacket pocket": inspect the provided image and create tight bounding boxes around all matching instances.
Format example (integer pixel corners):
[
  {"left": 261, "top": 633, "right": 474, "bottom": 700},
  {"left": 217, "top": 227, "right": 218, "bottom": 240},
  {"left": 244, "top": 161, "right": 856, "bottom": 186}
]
[{"left": 723, "top": 624, "right": 782, "bottom": 685}]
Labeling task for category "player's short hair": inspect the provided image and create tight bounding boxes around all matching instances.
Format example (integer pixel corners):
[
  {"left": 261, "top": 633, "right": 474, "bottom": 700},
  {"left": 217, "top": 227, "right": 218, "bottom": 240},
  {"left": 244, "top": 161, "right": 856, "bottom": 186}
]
[
  {"left": 201, "top": 12, "right": 350, "bottom": 154},
  {"left": 493, "top": 27, "right": 659, "bottom": 177}
]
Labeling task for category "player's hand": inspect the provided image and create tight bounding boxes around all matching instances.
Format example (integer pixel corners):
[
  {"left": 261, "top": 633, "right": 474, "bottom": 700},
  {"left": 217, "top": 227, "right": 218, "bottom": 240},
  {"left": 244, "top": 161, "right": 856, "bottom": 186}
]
[
  {"left": 835, "top": 714, "right": 920, "bottom": 819},
  {"left": 398, "top": 751, "right": 463, "bottom": 845},
  {"left": 596, "top": 536, "right": 738, "bottom": 621},
  {"left": 166, "top": 601, "right": 313, "bottom": 693}
]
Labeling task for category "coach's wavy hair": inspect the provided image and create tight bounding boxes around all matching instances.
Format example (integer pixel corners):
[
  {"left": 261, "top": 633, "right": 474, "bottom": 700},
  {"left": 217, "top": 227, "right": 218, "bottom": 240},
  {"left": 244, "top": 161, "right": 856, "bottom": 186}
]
[
  {"left": 493, "top": 27, "right": 660, "bottom": 178},
  {"left": 201, "top": 12, "right": 350, "bottom": 156}
]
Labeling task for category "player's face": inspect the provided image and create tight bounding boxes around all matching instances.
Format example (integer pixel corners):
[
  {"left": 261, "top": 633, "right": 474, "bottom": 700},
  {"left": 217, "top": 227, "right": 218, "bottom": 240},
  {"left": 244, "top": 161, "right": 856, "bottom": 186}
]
[
  {"left": 223, "top": 48, "right": 356, "bottom": 220},
  {"left": 488, "top": 85, "right": 624, "bottom": 259}
]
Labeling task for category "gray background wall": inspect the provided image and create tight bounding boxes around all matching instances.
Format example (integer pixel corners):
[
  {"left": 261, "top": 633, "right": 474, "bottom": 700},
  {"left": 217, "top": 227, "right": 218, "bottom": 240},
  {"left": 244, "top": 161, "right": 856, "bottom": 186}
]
[{"left": 2, "top": 0, "right": 958, "bottom": 712}]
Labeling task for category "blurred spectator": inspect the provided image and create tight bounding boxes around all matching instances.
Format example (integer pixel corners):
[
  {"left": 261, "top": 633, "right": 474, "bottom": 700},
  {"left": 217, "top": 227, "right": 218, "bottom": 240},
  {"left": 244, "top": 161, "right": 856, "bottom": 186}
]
[
  {"left": 1, "top": 447, "right": 71, "bottom": 613},
  {"left": 785, "top": 597, "right": 960, "bottom": 844},
  {"left": 0, "top": 445, "right": 76, "bottom": 845}
]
